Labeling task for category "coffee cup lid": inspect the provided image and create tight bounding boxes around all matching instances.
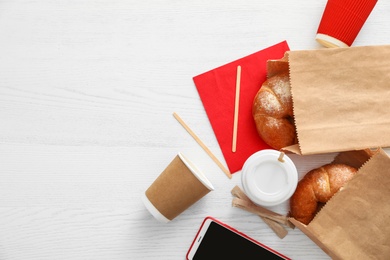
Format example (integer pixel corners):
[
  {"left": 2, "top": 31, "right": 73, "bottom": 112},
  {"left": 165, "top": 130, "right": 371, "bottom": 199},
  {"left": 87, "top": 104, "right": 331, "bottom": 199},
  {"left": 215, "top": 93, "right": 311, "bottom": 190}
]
[{"left": 241, "top": 150, "right": 298, "bottom": 206}]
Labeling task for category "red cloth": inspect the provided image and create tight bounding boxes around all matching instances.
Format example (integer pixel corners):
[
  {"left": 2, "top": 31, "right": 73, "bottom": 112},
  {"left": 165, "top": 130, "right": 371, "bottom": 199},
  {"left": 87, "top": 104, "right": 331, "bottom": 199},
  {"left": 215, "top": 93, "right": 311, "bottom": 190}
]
[{"left": 193, "top": 41, "right": 290, "bottom": 174}]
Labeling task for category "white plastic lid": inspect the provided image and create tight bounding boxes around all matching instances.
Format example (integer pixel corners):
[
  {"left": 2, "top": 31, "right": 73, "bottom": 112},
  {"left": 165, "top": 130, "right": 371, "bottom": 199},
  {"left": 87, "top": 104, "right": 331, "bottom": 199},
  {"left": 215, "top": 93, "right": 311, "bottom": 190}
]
[{"left": 241, "top": 150, "right": 298, "bottom": 206}]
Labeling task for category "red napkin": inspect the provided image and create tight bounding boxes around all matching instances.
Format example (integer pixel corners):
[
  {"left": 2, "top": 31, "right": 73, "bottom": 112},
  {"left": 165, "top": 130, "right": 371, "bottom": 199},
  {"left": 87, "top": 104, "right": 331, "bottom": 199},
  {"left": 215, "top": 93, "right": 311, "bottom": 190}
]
[{"left": 193, "top": 41, "right": 290, "bottom": 174}]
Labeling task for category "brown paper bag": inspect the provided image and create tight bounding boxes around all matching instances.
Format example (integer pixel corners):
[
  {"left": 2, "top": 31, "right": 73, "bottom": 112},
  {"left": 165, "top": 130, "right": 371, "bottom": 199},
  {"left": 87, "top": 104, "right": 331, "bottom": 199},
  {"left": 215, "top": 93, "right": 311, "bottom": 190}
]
[
  {"left": 290, "top": 149, "right": 390, "bottom": 259},
  {"left": 268, "top": 45, "right": 390, "bottom": 155},
  {"left": 267, "top": 46, "right": 390, "bottom": 259}
]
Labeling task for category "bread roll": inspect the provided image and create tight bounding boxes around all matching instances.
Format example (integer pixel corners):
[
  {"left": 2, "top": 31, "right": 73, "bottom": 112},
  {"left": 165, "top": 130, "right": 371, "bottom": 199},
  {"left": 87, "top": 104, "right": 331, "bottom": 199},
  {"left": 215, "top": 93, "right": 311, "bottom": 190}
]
[
  {"left": 252, "top": 72, "right": 297, "bottom": 150},
  {"left": 289, "top": 163, "right": 357, "bottom": 225}
]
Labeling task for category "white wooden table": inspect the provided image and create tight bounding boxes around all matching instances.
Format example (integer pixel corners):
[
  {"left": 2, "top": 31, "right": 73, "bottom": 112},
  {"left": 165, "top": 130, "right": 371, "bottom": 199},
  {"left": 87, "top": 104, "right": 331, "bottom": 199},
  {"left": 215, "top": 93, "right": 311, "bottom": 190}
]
[{"left": 0, "top": 1, "right": 389, "bottom": 259}]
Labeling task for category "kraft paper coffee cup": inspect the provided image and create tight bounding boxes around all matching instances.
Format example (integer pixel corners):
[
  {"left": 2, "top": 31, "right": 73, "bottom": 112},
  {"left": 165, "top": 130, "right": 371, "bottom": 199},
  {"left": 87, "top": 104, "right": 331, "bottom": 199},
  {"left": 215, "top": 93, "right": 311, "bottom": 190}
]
[
  {"left": 142, "top": 152, "right": 214, "bottom": 223},
  {"left": 316, "top": 0, "right": 377, "bottom": 48},
  {"left": 241, "top": 150, "right": 298, "bottom": 207}
]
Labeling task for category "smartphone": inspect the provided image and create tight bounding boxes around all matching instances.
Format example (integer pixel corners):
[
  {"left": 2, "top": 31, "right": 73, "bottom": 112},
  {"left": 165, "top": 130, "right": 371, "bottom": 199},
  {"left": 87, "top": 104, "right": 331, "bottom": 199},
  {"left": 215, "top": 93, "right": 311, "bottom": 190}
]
[{"left": 186, "top": 216, "right": 290, "bottom": 260}]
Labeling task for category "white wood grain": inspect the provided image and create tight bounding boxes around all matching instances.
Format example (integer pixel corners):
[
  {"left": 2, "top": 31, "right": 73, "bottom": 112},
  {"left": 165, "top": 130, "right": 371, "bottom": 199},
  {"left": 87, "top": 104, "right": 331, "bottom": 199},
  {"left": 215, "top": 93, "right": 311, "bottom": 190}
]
[{"left": 0, "top": 0, "right": 389, "bottom": 259}]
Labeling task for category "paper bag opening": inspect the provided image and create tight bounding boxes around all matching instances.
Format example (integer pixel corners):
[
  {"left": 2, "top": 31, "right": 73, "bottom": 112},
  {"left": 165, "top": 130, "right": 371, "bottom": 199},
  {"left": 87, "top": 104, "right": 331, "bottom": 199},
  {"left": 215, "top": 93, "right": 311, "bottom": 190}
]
[
  {"left": 288, "top": 148, "right": 390, "bottom": 259},
  {"left": 267, "top": 45, "right": 390, "bottom": 155}
]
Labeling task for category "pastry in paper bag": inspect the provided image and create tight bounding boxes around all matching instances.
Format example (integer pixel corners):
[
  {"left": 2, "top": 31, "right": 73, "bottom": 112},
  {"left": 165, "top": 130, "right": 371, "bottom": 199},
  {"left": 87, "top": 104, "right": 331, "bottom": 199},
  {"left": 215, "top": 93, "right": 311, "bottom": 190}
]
[
  {"left": 266, "top": 45, "right": 390, "bottom": 155},
  {"left": 289, "top": 148, "right": 390, "bottom": 259},
  {"left": 265, "top": 45, "right": 390, "bottom": 259}
]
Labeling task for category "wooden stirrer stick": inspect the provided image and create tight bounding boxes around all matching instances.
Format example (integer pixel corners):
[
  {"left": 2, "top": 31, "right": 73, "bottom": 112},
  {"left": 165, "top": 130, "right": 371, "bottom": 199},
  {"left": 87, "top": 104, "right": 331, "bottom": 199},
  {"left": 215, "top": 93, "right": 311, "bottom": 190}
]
[
  {"left": 173, "top": 112, "right": 232, "bottom": 179},
  {"left": 232, "top": 65, "right": 241, "bottom": 153}
]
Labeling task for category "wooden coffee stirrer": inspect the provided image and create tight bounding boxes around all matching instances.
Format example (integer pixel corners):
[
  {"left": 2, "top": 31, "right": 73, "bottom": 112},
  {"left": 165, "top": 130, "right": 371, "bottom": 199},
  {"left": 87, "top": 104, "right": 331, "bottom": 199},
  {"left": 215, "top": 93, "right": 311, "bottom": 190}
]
[
  {"left": 232, "top": 65, "right": 241, "bottom": 153},
  {"left": 231, "top": 185, "right": 293, "bottom": 239},
  {"left": 231, "top": 185, "right": 294, "bottom": 228},
  {"left": 173, "top": 112, "right": 232, "bottom": 179}
]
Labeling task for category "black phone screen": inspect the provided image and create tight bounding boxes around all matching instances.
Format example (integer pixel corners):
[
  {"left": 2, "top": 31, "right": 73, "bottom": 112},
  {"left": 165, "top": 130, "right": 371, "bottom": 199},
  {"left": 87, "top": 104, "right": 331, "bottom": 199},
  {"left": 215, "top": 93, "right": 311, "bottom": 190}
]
[{"left": 192, "top": 221, "right": 286, "bottom": 260}]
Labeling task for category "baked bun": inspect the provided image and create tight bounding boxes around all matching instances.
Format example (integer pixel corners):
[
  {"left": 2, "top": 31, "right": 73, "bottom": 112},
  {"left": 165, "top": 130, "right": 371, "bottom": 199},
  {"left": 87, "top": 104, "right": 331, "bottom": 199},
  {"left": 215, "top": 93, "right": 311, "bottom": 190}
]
[
  {"left": 252, "top": 72, "right": 297, "bottom": 150},
  {"left": 289, "top": 163, "right": 357, "bottom": 225}
]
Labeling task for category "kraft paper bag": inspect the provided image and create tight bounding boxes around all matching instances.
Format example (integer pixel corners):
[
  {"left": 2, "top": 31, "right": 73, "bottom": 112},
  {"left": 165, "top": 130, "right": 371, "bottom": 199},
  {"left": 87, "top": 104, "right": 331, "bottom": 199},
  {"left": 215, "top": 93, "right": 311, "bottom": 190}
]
[
  {"left": 269, "top": 45, "right": 390, "bottom": 155},
  {"left": 267, "top": 45, "right": 390, "bottom": 259},
  {"left": 290, "top": 149, "right": 390, "bottom": 259}
]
